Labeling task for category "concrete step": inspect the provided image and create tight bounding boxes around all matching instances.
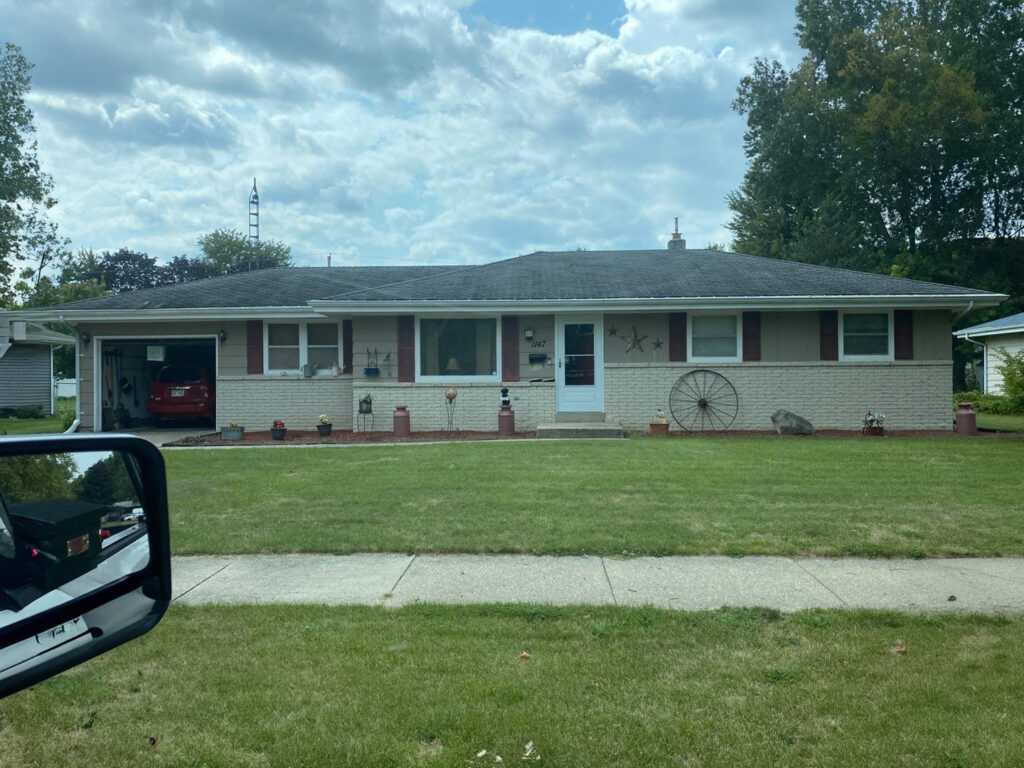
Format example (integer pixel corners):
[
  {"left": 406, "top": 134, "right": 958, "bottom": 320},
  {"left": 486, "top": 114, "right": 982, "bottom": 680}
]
[
  {"left": 536, "top": 422, "right": 625, "bottom": 439},
  {"left": 554, "top": 411, "right": 606, "bottom": 424}
]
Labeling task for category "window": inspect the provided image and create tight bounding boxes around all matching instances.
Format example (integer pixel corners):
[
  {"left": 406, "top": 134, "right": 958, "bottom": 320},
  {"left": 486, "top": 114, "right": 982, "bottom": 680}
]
[
  {"left": 690, "top": 314, "right": 740, "bottom": 362},
  {"left": 264, "top": 321, "right": 343, "bottom": 374},
  {"left": 267, "top": 323, "right": 300, "bottom": 371},
  {"left": 418, "top": 318, "right": 498, "bottom": 380},
  {"left": 841, "top": 312, "right": 892, "bottom": 360}
]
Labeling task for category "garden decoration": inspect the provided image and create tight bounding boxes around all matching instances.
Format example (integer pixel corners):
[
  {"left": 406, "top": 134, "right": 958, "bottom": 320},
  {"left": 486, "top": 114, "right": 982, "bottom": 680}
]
[
  {"left": 669, "top": 369, "right": 739, "bottom": 431},
  {"left": 445, "top": 387, "right": 458, "bottom": 432},
  {"left": 649, "top": 408, "right": 669, "bottom": 436},
  {"left": 357, "top": 393, "right": 374, "bottom": 431},
  {"left": 623, "top": 326, "right": 649, "bottom": 354},
  {"left": 221, "top": 422, "right": 245, "bottom": 441},
  {"left": 498, "top": 387, "right": 515, "bottom": 436},
  {"left": 317, "top": 413, "right": 332, "bottom": 437},
  {"left": 270, "top": 419, "right": 287, "bottom": 441},
  {"left": 862, "top": 410, "right": 886, "bottom": 436},
  {"left": 364, "top": 347, "right": 380, "bottom": 377}
]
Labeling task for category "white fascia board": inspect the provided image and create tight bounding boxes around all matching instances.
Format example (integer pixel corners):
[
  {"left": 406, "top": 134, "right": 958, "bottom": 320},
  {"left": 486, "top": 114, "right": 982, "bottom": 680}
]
[
  {"left": 954, "top": 325, "right": 1024, "bottom": 339},
  {"left": 310, "top": 293, "right": 1006, "bottom": 314},
  {"left": 5, "top": 307, "right": 329, "bottom": 323}
]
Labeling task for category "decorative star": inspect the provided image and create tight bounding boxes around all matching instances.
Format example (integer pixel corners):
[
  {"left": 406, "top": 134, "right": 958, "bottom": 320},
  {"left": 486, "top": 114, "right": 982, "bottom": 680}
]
[
  {"left": 608, "top": 326, "right": 618, "bottom": 337},
  {"left": 624, "top": 325, "right": 648, "bottom": 354},
  {"left": 653, "top": 338, "right": 663, "bottom": 350}
]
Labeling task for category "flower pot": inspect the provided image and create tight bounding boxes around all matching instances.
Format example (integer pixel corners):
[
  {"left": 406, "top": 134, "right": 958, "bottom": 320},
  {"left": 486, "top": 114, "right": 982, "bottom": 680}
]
[
  {"left": 364, "top": 367, "right": 380, "bottom": 378},
  {"left": 270, "top": 427, "right": 287, "bottom": 441},
  {"left": 862, "top": 426, "right": 885, "bottom": 436},
  {"left": 221, "top": 426, "right": 245, "bottom": 442},
  {"left": 317, "top": 423, "right": 332, "bottom": 437},
  {"left": 648, "top": 422, "right": 669, "bottom": 436}
]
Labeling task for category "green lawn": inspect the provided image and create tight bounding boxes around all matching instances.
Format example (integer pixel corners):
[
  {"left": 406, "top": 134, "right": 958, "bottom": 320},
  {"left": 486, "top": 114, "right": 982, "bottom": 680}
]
[
  {"left": 978, "top": 412, "right": 1024, "bottom": 432},
  {"left": 0, "top": 398, "right": 75, "bottom": 436},
  {"left": 2, "top": 605, "right": 1023, "bottom": 767},
  {"left": 166, "top": 437, "right": 1024, "bottom": 557}
]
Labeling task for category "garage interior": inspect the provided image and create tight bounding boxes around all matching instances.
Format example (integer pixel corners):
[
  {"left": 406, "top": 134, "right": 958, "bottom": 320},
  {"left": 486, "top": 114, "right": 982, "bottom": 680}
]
[{"left": 98, "top": 338, "right": 216, "bottom": 431}]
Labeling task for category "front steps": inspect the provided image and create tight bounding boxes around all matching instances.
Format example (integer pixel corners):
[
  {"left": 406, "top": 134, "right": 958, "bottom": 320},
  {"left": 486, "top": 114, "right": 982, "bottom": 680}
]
[{"left": 536, "top": 413, "right": 625, "bottom": 439}]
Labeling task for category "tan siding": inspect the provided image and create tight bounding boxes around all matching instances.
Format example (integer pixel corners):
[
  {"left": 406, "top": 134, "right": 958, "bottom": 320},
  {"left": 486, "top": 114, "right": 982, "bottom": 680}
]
[
  {"left": 761, "top": 312, "right": 820, "bottom": 362},
  {"left": 603, "top": 314, "right": 670, "bottom": 364},
  {"left": 913, "top": 310, "right": 952, "bottom": 361},
  {"left": 351, "top": 316, "right": 398, "bottom": 380},
  {"left": 520, "top": 315, "right": 555, "bottom": 379}
]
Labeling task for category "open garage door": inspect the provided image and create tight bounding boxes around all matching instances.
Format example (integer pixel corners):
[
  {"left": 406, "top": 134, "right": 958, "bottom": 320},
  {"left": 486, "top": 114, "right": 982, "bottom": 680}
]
[{"left": 95, "top": 338, "right": 216, "bottom": 432}]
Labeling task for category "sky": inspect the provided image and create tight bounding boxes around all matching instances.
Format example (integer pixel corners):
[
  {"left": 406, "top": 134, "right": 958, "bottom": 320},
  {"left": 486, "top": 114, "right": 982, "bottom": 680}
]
[{"left": 3, "top": 0, "right": 802, "bottom": 267}]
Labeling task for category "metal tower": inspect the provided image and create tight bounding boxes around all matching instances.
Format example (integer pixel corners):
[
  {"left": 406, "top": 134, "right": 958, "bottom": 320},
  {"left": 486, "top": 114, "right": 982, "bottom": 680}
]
[{"left": 248, "top": 178, "right": 260, "bottom": 243}]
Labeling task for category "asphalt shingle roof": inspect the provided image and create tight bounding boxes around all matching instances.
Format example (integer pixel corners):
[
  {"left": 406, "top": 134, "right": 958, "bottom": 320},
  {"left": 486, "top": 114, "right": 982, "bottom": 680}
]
[
  {"left": 48, "top": 250, "right": 997, "bottom": 312},
  {"left": 323, "top": 250, "right": 996, "bottom": 302},
  {"left": 957, "top": 311, "right": 1024, "bottom": 336}
]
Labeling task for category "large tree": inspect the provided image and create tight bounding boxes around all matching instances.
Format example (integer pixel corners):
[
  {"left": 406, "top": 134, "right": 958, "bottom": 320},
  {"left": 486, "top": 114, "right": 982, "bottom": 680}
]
[
  {"left": 727, "top": 0, "right": 1024, "bottom": 316},
  {"left": 197, "top": 229, "right": 291, "bottom": 274},
  {"left": 0, "top": 44, "right": 68, "bottom": 307}
]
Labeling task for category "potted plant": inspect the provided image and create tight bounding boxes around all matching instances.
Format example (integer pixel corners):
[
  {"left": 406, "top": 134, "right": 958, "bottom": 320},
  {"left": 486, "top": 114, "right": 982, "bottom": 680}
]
[
  {"left": 649, "top": 408, "right": 669, "bottom": 436},
  {"left": 221, "top": 422, "right": 245, "bottom": 441},
  {"left": 317, "top": 414, "right": 332, "bottom": 437},
  {"left": 862, "top": 411, "right": 886, "bottom": 436},
  {"left": 271, "top": 419, "right": 287, "bottom": 441}
]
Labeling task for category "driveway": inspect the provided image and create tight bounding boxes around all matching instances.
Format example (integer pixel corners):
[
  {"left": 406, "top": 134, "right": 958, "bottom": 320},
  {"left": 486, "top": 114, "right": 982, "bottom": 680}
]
[{"left": 129, "top": 427, "right": 214, "bottom": 447}]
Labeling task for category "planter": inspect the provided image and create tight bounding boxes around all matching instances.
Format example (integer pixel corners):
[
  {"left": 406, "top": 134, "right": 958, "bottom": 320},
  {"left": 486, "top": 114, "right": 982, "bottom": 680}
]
[
  {"left": 317, "top": 423, "right": 332, "bottom": 437},
  {"left": 364, "top": 367, "right": 380, "bottom": 378},
  {"left": 861, "top": 426, "right": 885, "bottom": 437},
  {"left": 221, "top": 426, "right": 245, "bottom": 442},
  {"left": 648, "top": 422, "right": 669, "bottom": 436},
  {"left": 270, "top": 427, "right": 288, "bottom": 441}
]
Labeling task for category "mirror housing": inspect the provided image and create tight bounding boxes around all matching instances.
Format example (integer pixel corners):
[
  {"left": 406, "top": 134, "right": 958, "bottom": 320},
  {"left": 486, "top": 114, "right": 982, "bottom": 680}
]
[{"left": 0, "top": 435, "right": 171, "bottom": 698}]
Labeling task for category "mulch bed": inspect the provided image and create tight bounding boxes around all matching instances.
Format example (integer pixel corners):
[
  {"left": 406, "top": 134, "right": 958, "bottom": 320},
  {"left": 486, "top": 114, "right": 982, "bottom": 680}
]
[{"left": 164, "top": 429, "right": 537, "bottom": 447}]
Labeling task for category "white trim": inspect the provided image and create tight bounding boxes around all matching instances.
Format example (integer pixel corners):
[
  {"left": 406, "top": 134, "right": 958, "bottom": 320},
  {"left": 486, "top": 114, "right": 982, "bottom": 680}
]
[
  {"left": 263, "top": 320, "right": 344, "bottom": 376},
  {"left": 49, "top": 344, "right": 55, "bottom": 416},
  {"left": 92, "top": 335, "right": 219, "bottom": 433},
  {"left": 687, "top": 310, "right": 743, "bottom": 364},
  {"left": 839, "top": 310, "right": 894, "bottom": 362},
  {"left": 954, "top": 325, "right": 1024, "bottom": 339},
  {"left": 414, "top": 315, "right": 502, "bottom": 383}
]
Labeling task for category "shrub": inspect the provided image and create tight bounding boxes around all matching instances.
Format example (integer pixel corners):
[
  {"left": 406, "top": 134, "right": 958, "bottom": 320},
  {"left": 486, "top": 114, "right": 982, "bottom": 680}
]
[
  {"left": 953, "top": 390, "right": 1021, "bottom": 415},
  {"left": 996, "top": 349, "right": 1024, "bottom": 411},
  {"left": 13, "top": 406, "right": 43, "bottom": 419}
]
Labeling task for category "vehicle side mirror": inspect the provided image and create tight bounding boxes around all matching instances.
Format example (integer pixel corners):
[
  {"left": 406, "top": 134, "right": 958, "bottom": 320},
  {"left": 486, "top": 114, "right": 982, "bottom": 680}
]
[{"left": 0, "top": 435, "right": 171, "bottom": 698}]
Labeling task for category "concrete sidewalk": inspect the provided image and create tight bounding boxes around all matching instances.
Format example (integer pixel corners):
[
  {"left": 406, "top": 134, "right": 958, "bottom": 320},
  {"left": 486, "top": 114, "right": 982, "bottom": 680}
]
[{"left": 171, "top": 554, "right": 1024, "bottom": 614}]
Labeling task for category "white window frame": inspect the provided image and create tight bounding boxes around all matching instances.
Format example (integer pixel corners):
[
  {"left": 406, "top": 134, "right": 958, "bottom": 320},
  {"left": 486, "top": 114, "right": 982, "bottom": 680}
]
[
  {"left": 839, "top": 309, "right": 894, "bottom": 362},
  {"left": 263, "top": 320, "right": 344, "bottom": 375},
  {"left": 415, "top": 315, "right": 502, "bottom": 383},
  {"left": 688, "top": 311, "right": 743, "bottom": 364}
]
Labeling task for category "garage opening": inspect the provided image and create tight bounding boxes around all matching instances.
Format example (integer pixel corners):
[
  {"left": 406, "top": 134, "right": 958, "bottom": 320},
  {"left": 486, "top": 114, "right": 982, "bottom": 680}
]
[{"left": 97, "top": 338, "right": 216, "bottom": 432}]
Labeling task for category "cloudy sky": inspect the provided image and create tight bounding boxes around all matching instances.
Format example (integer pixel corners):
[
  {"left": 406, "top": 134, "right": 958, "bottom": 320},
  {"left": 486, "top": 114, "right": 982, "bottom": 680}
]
[{"left": 4, "top": 0, "right": 802, "bottom": 267}]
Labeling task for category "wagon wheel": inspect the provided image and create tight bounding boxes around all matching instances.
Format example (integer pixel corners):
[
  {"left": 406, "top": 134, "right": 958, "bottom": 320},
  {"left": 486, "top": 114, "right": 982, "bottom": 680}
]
[{"left": 669, "top": 369, "right": 739, "bottom": 432}]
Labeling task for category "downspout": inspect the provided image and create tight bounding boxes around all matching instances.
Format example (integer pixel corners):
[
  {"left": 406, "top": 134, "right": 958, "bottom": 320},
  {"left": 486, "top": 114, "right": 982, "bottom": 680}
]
[
  {"left": 64, "top": 332, "right": 81, "bottom": 433},
  {"left": 953, "top": 301, "right": 985, "bottom": 393}
]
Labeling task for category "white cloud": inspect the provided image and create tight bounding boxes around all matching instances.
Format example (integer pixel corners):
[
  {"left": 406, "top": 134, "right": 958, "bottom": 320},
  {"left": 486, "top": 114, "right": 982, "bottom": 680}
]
[{"left": 3, "top": 0, "right": 801, "bottom": 264}]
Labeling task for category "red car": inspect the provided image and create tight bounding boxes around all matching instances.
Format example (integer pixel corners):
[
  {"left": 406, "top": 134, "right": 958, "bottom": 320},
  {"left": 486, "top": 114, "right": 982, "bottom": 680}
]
[{"left": 147, "top": 366, "right": 213, "bottom": 423}]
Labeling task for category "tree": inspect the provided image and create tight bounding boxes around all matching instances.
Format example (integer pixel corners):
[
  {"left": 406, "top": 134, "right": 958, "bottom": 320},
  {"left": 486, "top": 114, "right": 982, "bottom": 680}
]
[
  {"left": 59, "top": 248, "right": 169, "bottom": 294},
  {"left": 727, "top": 0, "right": 1024, "bottom": 317},
  {"left": 0, "top": 44, "right": 68, "bottom": 306},
  {"left": 197, "top": 229, "right": 291, "bottom": 274}
]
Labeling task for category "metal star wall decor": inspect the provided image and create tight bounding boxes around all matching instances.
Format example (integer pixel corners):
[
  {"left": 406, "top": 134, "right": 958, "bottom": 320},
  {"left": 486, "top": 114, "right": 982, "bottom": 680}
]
[
  {"left": 623, "top": 325, "right": 648, "bottom": 354},
  {"left": 608, "top": 326, "right": 618, "bottom": 337},
  {"left": 653, "top": 338, "right": 663, "bottom": 350}
]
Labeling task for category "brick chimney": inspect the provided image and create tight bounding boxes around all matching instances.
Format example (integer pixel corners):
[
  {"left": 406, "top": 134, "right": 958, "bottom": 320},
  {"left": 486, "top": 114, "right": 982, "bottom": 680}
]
[{"left": 667, "top": 217, "right": 686, "bottom": 250}]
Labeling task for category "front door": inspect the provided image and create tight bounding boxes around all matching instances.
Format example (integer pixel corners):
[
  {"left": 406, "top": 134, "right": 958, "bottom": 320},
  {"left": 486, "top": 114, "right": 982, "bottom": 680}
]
[{"left": 555, "top": 315, "right": 604, "bottom": 412}]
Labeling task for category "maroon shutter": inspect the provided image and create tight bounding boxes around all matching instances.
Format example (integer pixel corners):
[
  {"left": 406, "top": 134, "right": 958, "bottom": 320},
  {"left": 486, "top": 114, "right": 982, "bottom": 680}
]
[
  {"left": 246, "top": 320, "right": 263, "bottom": 374},
  {"left": 342, "top": 319, "right": 353, "bottom": 374},
  {"left": 820, "top": 310, "right": 839, "bottom": 361},
  {"left": 742, "top": 311, "right": 762, "bottom": 362},
  {"left": 501, "top": 316, "right": 520, "bottom": 382},
  {"left": 668, "top": 312, "right": 687, "bottom": 362},
  {"left": 894, "top": 310, "right": 913, "bottom": 360},
  {"left": 397, "top": 316, "right": 415, "bottom": 382}
]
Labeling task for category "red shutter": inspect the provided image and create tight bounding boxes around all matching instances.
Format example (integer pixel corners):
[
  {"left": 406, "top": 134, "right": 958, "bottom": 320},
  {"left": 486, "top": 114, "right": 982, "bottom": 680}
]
[
  {"left": 894, "top": 310, "right": 913, "bottom": 360},
  {"left": 742, "top": 311, "right": 762, "bottom": 362},
  {"left": 246, "top": 320, "right": 263, "bottom": 374},
  {"left": 502, "top": 316, "right": 520, "bottom": 382},
  {"left": 820, "top": 310, "right": 839, "bottom": 361},
  {"left": 668, "top": 312, "right": 687, "bottom": 362},
  {"left": 342, "top": 319, "right": 353, "bottom": 373},
  {"left": 397, "top": 316, "right": 415, "bottom": 382}
]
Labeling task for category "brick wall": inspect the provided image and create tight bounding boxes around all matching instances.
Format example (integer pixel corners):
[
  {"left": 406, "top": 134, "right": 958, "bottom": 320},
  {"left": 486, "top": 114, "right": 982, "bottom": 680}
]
[
  {"left": 218, "top": 376, "right": 353, "bottom": 430},
  {"left": 605, "top": 362, "right": 953, "bottom": 431},
  {"left": 352, "top": 381, "right": 555, "bottom": 432}
]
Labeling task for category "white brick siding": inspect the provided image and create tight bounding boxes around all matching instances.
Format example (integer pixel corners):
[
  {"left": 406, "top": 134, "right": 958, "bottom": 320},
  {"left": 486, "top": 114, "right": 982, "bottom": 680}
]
[
  {"left": 353, "top": 381, "right": 555, "bottom": 432},
  {"left": 605, "top": 362, "right": 953, "bottom": 431},
  {"left": 218, "top": 376, "right": 353, "bottom": 430}
]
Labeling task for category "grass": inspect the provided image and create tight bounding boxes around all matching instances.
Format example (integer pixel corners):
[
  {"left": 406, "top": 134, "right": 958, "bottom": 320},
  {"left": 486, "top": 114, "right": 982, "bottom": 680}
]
[
  {"left": 0, "top": 398, "right": 75, "bottom": 436},
  {"left": 2, "top": 605, "right": 1024, "bottom": 766},
  {"left": 165, "top": 437, "right": 1024, "bottom": 558},
  {"left": 978, "top": 412, "right": 1024, "bottom": 432}
]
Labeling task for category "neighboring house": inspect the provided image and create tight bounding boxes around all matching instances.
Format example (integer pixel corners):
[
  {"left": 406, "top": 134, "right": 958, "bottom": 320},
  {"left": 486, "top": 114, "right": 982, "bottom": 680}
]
[
  {"left": 1, "top": 237, "right": 1006, "bottom": 433},
  {"left": 0, "top": 320, "right": 74, "bottom": 415},
  {"left": 954, "top": 311, "right": 1024, "bottom": 395}
]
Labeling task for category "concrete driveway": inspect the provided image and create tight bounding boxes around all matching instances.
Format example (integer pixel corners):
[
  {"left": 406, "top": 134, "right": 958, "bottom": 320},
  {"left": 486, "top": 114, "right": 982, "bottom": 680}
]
[{"left": 129, "top": 427, "right": 213, "bottom": 447}]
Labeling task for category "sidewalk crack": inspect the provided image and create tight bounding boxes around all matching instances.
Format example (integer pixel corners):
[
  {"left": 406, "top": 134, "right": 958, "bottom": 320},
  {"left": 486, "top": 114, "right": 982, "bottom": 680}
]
[
  {"left": 173, "top": 561, "right": 233, "bottom": 602},
  {"left": 790, "top": 559, "right": 847, "bottom": 607},
  {"left": 600, "top": 557, "right": 618, "bottom": 606},
  {"left": 387, "top": 554, "right": 417, "bottom": 597}
]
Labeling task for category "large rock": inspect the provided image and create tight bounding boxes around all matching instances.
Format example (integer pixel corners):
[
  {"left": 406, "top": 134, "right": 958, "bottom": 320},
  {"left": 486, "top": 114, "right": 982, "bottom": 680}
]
[{"left": 771, "top": 409, "right": 815, "bottom": 436}]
